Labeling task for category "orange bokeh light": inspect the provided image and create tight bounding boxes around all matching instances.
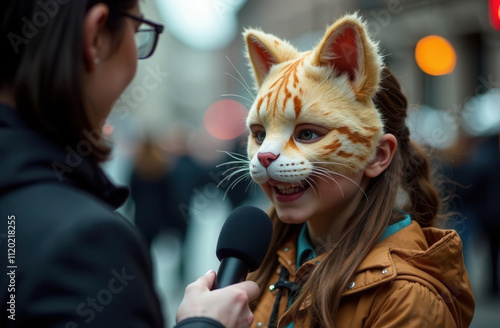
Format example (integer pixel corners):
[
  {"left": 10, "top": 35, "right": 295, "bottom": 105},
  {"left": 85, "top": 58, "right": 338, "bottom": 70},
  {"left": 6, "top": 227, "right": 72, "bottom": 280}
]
[
  {"left": 204, "top": 100, "right": 248, "bottom": 140},
  {"left": 415, "top": 35, "right": 456, "bottom": 76}
]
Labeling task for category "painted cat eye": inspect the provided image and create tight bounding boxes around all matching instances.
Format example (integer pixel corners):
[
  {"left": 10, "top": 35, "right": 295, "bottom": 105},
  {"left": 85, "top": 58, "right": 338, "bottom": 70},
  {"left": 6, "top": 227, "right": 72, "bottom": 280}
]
[
  {"left": 297, "top": 130, "right": 319, "bottom": 141},
  {"left": 294, "top": 124, "right": 329, "bottom": 144},
  {"left": 250, "top": 125, "right": 266, "bottom": 145},
  {"left": 255, "top": 130, "right": 266, "bottom": 144}
]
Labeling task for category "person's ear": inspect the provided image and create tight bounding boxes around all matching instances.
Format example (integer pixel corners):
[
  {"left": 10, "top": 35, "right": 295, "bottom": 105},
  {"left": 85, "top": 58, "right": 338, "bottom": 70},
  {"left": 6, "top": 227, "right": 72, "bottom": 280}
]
[
  {"left": 364, "top": 134, "right": 397, "bottom": 178},
  {"left": 82, "top": 4, "right": 110, "bottom": 72}
]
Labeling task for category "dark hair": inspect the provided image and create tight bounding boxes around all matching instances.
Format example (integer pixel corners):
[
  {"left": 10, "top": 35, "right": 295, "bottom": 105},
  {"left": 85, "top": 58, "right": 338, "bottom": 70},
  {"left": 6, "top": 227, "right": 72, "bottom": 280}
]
[
  {"left": 374, "top": 67, "right": 445, "bottom": 228},
  {"left": 0, "top": 0, "right": 137, "bottom": 162},
  {"left": 249, "top": 67, "right": 449, "bottom": 328}
]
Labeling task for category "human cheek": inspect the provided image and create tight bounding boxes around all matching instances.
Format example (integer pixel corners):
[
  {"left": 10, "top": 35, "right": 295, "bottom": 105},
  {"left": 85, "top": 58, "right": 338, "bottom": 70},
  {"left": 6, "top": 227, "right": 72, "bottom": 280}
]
[
  {"left": 260, "top": 183, "right": 274, "bottom": 200},
  {"left": 316, "top": 173, "right": 362, "bottom": 202},
  {"left": 126, "top": 32, "right": 138, "bottom": 77}
]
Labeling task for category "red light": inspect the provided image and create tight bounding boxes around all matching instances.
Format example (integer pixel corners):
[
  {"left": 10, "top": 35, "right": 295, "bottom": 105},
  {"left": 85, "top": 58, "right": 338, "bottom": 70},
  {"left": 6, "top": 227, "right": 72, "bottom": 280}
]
[
  {"left": 204, "top": 100, "right": 248, "bottom": 140},
  {"left": 490, "top": 0, "right": 500, "bottom": 31}
]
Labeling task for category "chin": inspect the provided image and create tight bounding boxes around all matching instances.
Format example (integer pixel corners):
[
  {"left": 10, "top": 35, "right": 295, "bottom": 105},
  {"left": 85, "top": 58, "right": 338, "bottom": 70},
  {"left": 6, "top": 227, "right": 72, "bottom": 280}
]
[{"left": 275, "top": 207, "right": 309, "bottom": 225}]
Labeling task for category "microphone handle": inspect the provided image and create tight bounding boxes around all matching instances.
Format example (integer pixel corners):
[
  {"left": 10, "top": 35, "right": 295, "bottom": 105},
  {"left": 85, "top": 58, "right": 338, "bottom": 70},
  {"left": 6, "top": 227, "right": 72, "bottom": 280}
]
[{"left": 213, "top": 257, "right": 249, "bottom": 290}]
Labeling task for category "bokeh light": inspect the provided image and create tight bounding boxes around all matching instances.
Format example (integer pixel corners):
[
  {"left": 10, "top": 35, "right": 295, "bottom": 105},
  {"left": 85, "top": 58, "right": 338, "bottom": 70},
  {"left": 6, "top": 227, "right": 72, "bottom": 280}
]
[
  {"left": 204, "top": 100, "right": 248, "bottom": 140},
  {"left": 156, "top": 0, "right": 246, "bottom": 50},
  {"left": 102, "top": 123, "right": 114, "bottom": 136},
  {"left": 415, "top": 35, "right": 457, "bottom": 76},
  {"left": 406, "top": 105, "right": 458, "bottom": 149},
  {"left": 489, "top": 0, "right": 500, "bottom": 31},
  {"left": 463, "top": 88, "right": 500, "bottom": 136}
]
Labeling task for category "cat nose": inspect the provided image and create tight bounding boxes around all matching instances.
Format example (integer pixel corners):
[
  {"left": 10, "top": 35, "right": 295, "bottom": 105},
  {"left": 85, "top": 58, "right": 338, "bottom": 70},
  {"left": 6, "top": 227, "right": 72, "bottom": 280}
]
[{"left": 257, "top": 152, "right": 280, "bottom": 168}]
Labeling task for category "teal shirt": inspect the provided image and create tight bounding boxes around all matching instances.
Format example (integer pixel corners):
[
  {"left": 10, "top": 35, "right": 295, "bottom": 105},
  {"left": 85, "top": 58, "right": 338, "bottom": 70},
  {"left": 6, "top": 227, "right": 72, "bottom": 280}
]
[{"left": 286, "top": 213, "right": 412, "bottom": 328}]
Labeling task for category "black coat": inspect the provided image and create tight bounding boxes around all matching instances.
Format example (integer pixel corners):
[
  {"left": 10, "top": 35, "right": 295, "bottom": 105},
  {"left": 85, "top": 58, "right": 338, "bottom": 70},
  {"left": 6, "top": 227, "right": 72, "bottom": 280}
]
[{"left": 0, "top": 105, "right": 223, "bottom": 328}]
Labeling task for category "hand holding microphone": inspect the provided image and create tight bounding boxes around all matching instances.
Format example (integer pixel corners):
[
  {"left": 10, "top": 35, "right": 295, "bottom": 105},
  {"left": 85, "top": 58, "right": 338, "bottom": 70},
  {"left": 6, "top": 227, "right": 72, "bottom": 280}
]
[
  {"left": 176, "top": 206, "right": 272, "bottom": 328},
  {"left": 213, "top": 205, "right": 273, "bottom": 289}
]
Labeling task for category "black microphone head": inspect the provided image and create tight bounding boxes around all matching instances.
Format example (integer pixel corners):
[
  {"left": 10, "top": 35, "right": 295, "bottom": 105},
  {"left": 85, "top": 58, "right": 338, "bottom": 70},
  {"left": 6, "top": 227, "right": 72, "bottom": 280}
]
[{"left": 216, "top": 205, "right": 272, "bottom": 272}]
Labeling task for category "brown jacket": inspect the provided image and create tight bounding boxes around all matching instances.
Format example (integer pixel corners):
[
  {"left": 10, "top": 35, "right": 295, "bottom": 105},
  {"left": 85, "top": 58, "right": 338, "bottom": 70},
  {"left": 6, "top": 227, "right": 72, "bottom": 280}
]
[{"left": 252, "top": 221, "right": 475, "bottom": 327}]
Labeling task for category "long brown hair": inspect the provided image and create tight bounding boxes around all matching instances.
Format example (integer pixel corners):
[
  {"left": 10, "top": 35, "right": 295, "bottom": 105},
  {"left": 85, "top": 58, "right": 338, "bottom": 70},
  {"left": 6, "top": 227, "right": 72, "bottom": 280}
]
[
  {"left": 249, "top": 67, "right": 447, "bottom": 327},
  {"left": 0, "top": 0, "right": 137, "bottom": 162}
]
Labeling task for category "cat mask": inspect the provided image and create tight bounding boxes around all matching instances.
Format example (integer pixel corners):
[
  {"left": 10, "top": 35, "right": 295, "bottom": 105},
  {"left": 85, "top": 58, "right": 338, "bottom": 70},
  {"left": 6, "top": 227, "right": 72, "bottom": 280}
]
[{"left": 244, "top": 14, "right": 384, "bottom": 187}]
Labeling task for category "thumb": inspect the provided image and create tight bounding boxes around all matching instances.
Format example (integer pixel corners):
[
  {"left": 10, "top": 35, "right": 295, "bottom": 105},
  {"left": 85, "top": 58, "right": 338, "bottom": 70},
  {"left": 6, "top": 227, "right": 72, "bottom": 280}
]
[{"left": 233, "top": 280, "right": 260, "bottom": 302}]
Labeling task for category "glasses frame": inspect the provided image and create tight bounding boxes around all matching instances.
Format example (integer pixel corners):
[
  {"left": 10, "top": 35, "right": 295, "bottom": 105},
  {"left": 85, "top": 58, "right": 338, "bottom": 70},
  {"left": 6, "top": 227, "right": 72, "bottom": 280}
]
[{"left": 117, "top": 12, "right": 165, "bottom": 59}]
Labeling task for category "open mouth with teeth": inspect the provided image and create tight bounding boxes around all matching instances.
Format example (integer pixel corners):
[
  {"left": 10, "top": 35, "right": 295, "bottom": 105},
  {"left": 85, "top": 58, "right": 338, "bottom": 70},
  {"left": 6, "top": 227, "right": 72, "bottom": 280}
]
[{"left": 267, "top": 179, "right": 310, "bottom": 201}]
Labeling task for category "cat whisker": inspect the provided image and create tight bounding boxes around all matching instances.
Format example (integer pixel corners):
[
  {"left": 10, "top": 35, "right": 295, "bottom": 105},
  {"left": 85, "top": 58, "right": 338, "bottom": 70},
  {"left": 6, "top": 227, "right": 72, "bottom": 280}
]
[
  {"left": 218, "top": 167, "right": 250, "bottom": 188},
  {"left": 225, "top": 56, "right": 255, "bottom": 100},
  {"left": 217, "top": 175, "right": 234, "bottom": 190},
  {"left": 309, "top": 171, "right": 341, "bottom": 197},
  {"left": 303, "top": 177, "right": 318, "bottom": 196},
  {"left": 311, "top": 170, "right": 345, "bottom": 197},
  {"left": 309, "top": 169, "right": 334, "bottom": 185},
  {"left": 221, "top": 182, "right": 234, "bottom": 201},
  {"left": 312, "top": 167, "right": 368, "bottom": 200},
  {"left": 216, "top": 161, "right": 250, "bottom": 168},
  {"left": 224, "top": 72, "right": 256, "bottom": 102},
  {"left": 221, "top": 166, "right": 248, "bottom": 176},
  {"left": 225, "top": 167, "right": 250, "bottom": 178},
  {"left": 222, "top": 173, "right": 251, "bottom": 200},
  {"left": 244, "top": 177, "right": 256, "bottom": 193},
  {"left": 221, "top": 93, "right": 254, "bottom": 106},
  {"left": 307, "top": 176, "right": 319, "bottom": 190},
  {"left": 230, "top": 174, "right": 251, "bottom": 190},
  {"left": 217, "top": 150, "right": 249, "bottom": 161}
]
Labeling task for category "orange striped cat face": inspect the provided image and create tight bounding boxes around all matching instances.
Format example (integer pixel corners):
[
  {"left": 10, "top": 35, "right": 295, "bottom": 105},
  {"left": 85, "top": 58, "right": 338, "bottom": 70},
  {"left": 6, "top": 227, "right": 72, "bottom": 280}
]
[{"left": 245, "top": 14, "right": 384, "bottom": 198}]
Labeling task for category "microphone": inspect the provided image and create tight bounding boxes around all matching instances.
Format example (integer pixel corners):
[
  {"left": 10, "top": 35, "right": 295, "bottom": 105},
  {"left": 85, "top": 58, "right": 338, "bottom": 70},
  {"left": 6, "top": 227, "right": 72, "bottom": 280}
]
[{"left": 212, "top": 205, "right": 272, "bottom": 289}]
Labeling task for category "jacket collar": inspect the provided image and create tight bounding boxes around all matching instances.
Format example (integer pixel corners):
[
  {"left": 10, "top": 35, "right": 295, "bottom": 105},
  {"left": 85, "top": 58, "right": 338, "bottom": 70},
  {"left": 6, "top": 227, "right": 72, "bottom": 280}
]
[
  {"left": 268, "top": 221, "right": 473, "bottom": 324},
  {"left": 275, "top": 220, "right": 455, "bottom": 304},
  {"left": 0, "top": 103, "right": 129, "bottom": 209}
]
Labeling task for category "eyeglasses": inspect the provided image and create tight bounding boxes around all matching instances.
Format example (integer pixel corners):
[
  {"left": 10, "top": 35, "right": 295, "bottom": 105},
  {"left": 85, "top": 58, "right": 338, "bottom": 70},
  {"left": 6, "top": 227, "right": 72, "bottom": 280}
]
[{"left": 118, "top": 12, "right": 164, "bottom": 60}]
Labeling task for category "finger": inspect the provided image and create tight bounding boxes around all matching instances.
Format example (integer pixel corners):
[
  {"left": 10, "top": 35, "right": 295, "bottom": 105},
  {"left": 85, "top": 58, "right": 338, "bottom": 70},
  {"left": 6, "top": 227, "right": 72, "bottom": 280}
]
[
  {"left": 233, "top": 281, "right": 260, "bottom": 301},
  {"left": 197, "top": 269, "right": 216, "bottom": 290},
  {"left": 185, "top": 270, "right": 215, "bottom": 295}
]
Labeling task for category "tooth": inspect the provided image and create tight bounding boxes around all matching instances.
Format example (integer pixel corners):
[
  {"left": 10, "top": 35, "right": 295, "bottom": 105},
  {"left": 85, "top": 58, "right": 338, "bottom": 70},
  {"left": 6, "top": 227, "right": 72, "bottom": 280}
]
[{"left": 279, "top": 186, "right": 301, "bottom": 194}]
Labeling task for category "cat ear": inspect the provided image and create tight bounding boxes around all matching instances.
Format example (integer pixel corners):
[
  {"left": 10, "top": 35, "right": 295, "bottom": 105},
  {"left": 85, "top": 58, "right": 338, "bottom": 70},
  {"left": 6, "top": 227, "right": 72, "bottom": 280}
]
[
  {"left": 311, "top": 14, "right": 383, "bottom": 102},
  {"left": 244, "top": 29, "right": 300, "bottom": 88}
]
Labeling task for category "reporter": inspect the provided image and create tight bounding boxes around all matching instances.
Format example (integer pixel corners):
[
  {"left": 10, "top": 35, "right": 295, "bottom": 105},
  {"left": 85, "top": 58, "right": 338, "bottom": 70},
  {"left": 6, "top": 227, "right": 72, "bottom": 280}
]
[{"left": 0, "top": 1, "right": 258, "bottom": 327}]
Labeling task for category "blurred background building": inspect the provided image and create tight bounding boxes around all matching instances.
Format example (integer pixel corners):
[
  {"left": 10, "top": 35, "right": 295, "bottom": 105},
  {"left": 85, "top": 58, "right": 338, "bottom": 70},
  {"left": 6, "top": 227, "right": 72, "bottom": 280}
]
[{"left": 102, "top": 0, "right": 500, "bottom": 326}]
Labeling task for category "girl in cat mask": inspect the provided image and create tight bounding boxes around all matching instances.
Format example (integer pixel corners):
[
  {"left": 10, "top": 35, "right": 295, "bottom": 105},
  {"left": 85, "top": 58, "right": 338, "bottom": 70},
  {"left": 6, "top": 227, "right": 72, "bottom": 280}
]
[{"left": 241, "top": 13, "right": 475, "bottom": 328}]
